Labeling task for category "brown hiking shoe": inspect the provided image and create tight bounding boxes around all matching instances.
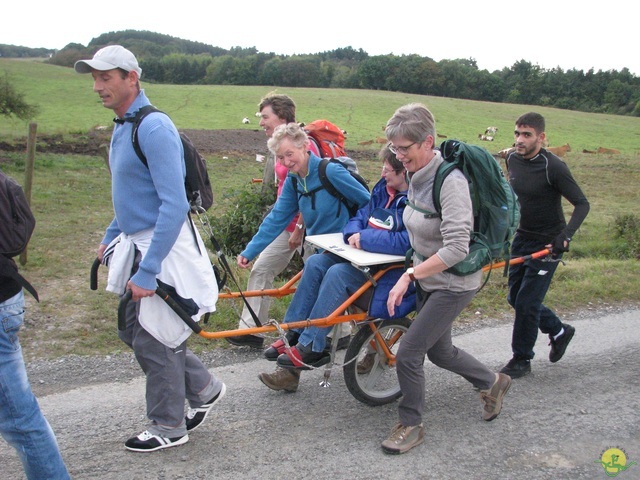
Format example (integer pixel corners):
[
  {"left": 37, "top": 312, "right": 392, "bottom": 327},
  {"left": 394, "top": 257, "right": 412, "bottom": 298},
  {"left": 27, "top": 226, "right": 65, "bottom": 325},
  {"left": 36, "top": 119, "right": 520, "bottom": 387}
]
[
  {"left": 480, "top": 373, "right": 512, "bottom": 421},
  {"left": 381, "top": 423, "right": 425, "bottom": 455},
  {"left": 357, "top": 352, "right": 376, "bottom": 374},
  {"left": 258, "top": 367, "right": 301, "bottom": 392}
]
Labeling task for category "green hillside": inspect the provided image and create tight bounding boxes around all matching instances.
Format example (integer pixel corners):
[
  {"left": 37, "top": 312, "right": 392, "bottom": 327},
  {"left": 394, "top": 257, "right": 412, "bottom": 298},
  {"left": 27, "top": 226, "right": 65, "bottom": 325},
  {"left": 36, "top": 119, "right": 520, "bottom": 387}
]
[
  {"left": 2, "top": 58, "right": 639, "bottom": 154},
  {"left": 1, "top": 57, "right": 638, "bottom": 359}
]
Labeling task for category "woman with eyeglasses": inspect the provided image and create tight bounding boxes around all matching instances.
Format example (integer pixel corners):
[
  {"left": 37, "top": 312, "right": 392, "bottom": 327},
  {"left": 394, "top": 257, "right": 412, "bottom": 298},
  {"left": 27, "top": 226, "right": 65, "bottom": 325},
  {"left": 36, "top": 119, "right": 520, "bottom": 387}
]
[{"left": 380, "top": 103, "right": 512, "bottom": 455}]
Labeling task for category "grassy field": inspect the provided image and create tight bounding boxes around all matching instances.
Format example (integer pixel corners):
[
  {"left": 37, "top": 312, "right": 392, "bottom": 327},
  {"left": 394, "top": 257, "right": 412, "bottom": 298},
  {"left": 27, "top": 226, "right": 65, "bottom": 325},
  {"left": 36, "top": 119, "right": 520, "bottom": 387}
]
[
  {"left": 2, "top": 58, "right": 640, "bottom": 154},
  {"left": 1, "top": 58, "right": 639, "bottom": 360}
]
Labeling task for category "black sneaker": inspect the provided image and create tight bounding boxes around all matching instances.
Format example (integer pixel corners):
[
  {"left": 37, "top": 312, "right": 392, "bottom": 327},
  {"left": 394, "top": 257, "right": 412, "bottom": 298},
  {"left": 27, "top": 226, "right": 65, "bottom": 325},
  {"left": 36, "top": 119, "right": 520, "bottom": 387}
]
[
  {"left": 125, "top": 430, "right": 189, "bottom": 452},
  {"left": 325, "top": 335, "right": 350, "bottom": 351},
  {"left": 225, "top": 334, "right": 264, "bottom": 348},
  {"left": 264, "top": 331, "right": 300, "bottom": 361},
  {"left": 549, "top": 324, "right": 575, "bottom": 363},
  {"left": 276, "top": 345, "right": 331, "bottom": 370},
  {"left": 499, "top": 357, "right": 531, "bottom": 378},
  {"left": 185, "top": 383, "right": 226, "bottom": 432}
]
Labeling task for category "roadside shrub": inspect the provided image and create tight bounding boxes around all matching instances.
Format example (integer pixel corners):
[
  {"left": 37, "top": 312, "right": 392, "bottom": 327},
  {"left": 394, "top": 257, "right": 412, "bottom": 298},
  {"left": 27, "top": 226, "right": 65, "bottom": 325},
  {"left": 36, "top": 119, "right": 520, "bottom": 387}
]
[
  {"left": 208, "top": 182, "right": 276, "bottom": 256},
  {"left": 612, "top": 213, "right": 640, "bottom": 259}
]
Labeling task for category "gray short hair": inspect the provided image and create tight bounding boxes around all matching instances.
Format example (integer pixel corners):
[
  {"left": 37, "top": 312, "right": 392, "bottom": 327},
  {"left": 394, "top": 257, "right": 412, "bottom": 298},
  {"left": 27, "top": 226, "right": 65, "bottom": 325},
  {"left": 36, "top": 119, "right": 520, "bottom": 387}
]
[{"left": 385, "top": 103, "right": 436, "bottom": 148}]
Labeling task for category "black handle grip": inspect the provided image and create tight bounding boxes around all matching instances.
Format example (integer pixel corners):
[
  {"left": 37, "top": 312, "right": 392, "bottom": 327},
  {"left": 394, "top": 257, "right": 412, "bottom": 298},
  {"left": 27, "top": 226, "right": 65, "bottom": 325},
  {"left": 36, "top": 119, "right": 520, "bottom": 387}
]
[
  {"left": 117, "top": 290, "right": 132, "bottom": 331},
  {"left": 115, "top": 287, "right": 203, "bottom": 334},
  {"left": 155, "top": 287, "right": 202, "bottom": 334},
  {"left": 90, "top": 258, "right": 100, "bottom": 290}
]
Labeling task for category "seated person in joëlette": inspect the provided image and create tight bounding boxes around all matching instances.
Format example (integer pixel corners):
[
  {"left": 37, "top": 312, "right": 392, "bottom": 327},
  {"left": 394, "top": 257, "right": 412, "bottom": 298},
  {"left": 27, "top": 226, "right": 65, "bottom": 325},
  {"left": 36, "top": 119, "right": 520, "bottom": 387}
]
[{"left": 258, "top": 144, "right": 415, "bottom": 393}]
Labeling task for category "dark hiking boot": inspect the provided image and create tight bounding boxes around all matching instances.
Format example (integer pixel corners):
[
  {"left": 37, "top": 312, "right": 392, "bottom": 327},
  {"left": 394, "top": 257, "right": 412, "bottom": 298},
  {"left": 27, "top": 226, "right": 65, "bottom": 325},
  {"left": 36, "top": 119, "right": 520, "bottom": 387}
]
[
  {"left": 225, "top": 334, "right": 264, "bottom": 348},
  {"left": 500, "top": 357, "right": 531, "bottom": 378},
  {"left": 326, "top": 335, "right": 351, "bottom": 351}
]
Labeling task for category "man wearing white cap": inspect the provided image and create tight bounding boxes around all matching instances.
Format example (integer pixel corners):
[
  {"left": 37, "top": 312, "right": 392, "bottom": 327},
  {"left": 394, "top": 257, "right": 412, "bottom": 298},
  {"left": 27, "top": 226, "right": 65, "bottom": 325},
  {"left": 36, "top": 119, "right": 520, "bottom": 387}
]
[{"left": 75, "top": 45, "right": 226, "bottom": 452}]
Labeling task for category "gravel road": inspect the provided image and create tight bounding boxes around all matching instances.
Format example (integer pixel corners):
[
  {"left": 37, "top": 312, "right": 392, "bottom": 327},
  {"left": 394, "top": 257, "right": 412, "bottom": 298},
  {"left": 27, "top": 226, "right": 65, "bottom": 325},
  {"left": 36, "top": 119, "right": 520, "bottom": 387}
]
[{"left": 1, "top": 306, "right": 638, "bottom": 480}]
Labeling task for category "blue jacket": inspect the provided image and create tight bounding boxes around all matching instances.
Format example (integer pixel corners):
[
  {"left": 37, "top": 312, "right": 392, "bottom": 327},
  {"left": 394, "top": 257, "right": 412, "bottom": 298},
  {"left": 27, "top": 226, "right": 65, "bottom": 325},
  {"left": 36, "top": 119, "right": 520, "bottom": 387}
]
[
  {"left": 343, "top": 178, "right": 410, "bottom": 255},
  {"left": 343, "top": 178, "right": 415, "bottom": 319},
  {"left": 241, "top": 153, "right": 370, "bottom": 261}
]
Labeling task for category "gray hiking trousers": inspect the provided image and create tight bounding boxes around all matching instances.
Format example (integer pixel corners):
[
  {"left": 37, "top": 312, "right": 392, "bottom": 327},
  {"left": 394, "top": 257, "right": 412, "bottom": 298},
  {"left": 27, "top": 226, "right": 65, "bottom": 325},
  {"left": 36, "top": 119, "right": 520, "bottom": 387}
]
[
  {"left": 119, "top": 297, "right": 222, "bottom": 437},
  {"left": 396, "top": 288, "right": 496, "bottom": 427}
]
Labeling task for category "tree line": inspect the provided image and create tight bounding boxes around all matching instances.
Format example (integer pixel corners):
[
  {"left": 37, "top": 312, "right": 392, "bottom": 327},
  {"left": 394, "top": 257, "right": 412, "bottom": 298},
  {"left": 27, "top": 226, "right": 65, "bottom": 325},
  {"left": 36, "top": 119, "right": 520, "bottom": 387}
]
[{"left": 4, "top": 29, "right": 640, "bottom": 116}]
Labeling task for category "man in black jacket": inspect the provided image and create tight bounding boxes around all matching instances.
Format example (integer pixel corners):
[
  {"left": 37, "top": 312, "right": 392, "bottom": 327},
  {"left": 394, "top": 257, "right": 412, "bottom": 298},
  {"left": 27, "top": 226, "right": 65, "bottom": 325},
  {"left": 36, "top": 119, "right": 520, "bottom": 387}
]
[{"left": 500, "top": 112, "right": 590, "bottom": 378}]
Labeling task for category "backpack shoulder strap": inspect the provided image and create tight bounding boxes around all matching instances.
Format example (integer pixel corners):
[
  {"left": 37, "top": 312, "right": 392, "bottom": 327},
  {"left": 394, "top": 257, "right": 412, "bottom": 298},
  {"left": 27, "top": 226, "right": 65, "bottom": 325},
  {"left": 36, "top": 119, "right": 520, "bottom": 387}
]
[
  {"left": 406, "top": 200, "right": 439, "bottom": 219},
  {"left": 0, "top": 255, "right": 38, "bottom": 301},
  {"left": 308, "top": 137, "right": 322, "bottom": 157},
  {"left": 129, "top": 105, "right": 163, "bottom": 166},
  {"left": 317, "top": 158, "right": 338, "bottom": 198},
  {"left": 432, "top": 160, "right": 460, "bottom": 214},
  {"left": 318, "top": 158, "right": 357, "bottom": 217}
]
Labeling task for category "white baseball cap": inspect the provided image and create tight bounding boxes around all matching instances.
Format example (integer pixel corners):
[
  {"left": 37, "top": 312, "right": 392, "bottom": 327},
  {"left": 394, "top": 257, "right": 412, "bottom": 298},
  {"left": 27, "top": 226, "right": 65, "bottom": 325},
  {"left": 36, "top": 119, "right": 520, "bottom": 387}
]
[{"left": 74, "top": 45, "right": 142, "bottom": 77}]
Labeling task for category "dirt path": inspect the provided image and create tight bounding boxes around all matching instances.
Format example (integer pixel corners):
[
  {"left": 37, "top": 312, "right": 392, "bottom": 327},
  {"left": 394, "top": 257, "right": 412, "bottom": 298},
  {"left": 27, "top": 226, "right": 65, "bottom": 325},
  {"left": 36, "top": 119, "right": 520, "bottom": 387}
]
[
  {"left": 1, "top": 307, "right": 638, "bottom": 479},
  {"left": 0, "top": 128, "right": 378, "bottom": 161}
]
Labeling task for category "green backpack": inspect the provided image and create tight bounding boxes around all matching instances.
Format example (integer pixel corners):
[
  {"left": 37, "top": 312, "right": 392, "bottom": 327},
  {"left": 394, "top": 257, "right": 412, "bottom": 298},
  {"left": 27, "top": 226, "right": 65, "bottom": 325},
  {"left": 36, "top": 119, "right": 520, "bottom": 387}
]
[{"left": 408, "top": 140, "right": 520, "bottom": 276}]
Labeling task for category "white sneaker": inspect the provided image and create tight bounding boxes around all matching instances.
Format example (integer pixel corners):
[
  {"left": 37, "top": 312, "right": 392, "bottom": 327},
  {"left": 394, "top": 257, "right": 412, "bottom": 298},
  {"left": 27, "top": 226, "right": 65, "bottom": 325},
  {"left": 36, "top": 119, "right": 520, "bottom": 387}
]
[
  {"left": 186, "top": 383, "right": 227, "bottom": 432},
  {"left": 124, "top": 430, "right": 189, "bottom": 452}
]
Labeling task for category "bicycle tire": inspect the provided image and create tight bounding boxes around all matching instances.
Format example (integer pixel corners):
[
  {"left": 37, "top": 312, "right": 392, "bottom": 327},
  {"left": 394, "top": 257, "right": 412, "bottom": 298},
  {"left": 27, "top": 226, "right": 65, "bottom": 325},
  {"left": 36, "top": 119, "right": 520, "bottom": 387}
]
[{"left": 343, "top": 317, "right": 411, "bottom": 406}]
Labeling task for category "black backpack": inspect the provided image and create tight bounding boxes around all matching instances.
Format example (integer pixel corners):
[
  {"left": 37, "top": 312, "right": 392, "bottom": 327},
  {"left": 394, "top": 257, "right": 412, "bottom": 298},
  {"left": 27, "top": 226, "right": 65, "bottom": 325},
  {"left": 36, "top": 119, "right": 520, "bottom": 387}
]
[
  {"left": 292, "top": 157, "right": 369, "bottom": 218},
  {"left": 127, "top": 105, "right": 213, "bottom": 213},
  {"left": 0, "top": 169, "right": 39, "bottom": 300},
  {"left": 407, "top": 140, "right": 520, "bottom": 276}
]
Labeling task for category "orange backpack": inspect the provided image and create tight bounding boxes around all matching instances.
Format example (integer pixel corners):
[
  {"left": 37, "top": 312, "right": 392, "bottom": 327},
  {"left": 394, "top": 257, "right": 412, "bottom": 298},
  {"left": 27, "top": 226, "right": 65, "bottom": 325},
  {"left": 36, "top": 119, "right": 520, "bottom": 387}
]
[{"left": 304, "top": 119, "right": 347, "bottom": 158}]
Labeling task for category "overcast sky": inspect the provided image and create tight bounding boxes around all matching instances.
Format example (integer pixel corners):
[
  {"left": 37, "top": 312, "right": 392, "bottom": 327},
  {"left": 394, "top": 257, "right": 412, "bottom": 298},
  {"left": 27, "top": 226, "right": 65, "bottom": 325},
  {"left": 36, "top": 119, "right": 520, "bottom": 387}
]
[{"left": 3, "top": 0, "right": 637, "bottom": 76}]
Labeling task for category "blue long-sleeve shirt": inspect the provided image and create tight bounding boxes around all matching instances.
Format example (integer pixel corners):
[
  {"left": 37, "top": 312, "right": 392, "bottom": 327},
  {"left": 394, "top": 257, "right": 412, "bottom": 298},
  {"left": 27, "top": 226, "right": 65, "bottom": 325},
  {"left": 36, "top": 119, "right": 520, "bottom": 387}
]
[
  {"left": 103, "top": 90, "right": 188, "bottom": 290},
  {"left": 241, "top": 153, "right": 370, "bottom": 261}
]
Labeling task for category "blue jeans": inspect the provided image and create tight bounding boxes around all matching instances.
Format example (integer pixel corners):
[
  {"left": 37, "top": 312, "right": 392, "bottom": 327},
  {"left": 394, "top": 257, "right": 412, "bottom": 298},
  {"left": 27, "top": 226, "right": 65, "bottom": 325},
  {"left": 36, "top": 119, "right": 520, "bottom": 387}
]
[
  {"left": 0, "top": 291, "right": 70, "bottom": 480},
  {"left": 283, "top": 253, "right": 366, "bottom": 352},
  {"left": 507, "top": 235, "right": 564, "bottom": 360}
]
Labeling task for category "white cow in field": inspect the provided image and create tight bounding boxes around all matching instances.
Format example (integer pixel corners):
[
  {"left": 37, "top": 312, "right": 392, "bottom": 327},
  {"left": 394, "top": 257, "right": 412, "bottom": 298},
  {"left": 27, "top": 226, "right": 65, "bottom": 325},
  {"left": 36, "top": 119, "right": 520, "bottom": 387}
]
[
  {"left": 485, "top": 126, "right": 498, "bottom": 135},
  {"left": 242, "top": 117, "right": 250, "bottom": 124},
  {"left": 478, "top": 134, "right": 494, "bottom": 141}
]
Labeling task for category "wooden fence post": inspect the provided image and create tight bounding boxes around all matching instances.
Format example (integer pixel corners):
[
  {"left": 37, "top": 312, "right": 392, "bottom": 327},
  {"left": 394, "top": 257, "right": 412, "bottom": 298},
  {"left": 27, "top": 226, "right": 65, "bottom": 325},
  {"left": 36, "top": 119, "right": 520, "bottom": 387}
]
[
  {"left": 261, "top": 153, "right": 275, "bottom": 190},
  {"left": 98, "top": 143, "right": 110, "bottom": 173},
  {"left": 20, "top": 122, "right": 37, "bottom": 265}
]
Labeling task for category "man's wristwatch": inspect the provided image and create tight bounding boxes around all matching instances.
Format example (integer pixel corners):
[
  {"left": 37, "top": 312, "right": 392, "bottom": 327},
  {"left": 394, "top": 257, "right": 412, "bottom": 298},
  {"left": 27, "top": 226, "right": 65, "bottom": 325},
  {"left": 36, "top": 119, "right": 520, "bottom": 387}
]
[{"left": 406, "top": 267, "right": 416, "bottom": 281}]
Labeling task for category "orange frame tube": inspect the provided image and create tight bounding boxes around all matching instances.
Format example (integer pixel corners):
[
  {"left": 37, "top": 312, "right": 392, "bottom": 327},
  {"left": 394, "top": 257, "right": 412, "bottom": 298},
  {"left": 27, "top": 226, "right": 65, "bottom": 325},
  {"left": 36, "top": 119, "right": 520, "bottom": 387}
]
[
  {"left": 197, "top": 264, "right": 403, "bottom": 340},
  {"left": 202, "top": 248, "right": 551, "bottom": 341}
]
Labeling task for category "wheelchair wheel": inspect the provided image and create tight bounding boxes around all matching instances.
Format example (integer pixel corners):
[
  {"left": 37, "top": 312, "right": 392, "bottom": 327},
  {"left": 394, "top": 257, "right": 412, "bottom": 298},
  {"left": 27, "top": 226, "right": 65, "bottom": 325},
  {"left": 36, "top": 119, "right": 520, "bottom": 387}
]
[{"left": 343, "top": 317, "right": 411, "bottom": 406}]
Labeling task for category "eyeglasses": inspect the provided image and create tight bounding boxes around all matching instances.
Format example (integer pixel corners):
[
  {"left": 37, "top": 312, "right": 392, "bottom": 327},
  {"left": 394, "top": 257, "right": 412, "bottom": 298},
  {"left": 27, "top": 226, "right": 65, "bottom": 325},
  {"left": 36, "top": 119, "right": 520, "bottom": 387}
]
[
  {"left": 381, "top": 166, "right": 395, "bottom": 175},
  {"left": 388, "top": 141, "right": 417, "bottom": 155}
]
